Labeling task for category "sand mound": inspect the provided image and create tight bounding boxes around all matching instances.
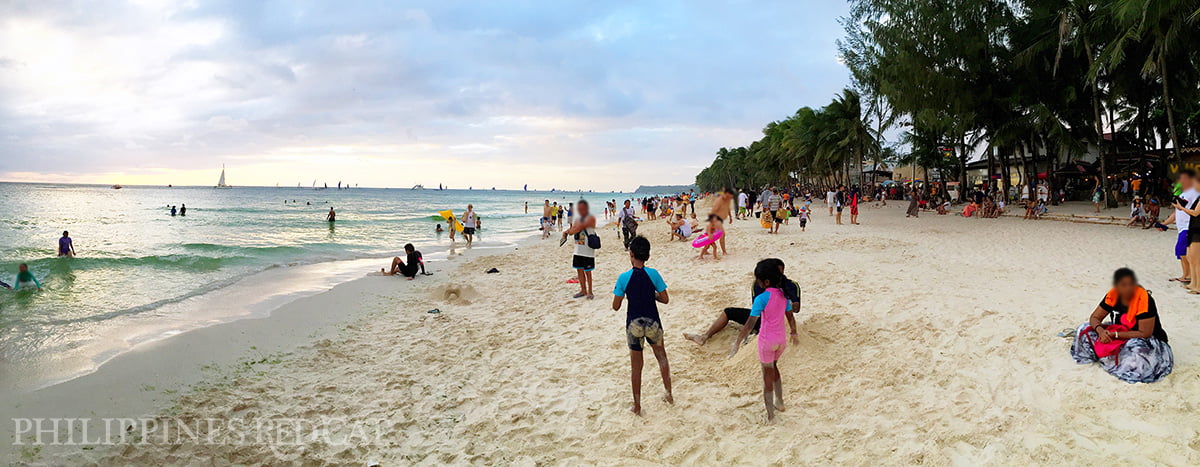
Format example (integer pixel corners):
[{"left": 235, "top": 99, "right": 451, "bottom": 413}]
[{"left": 432, "top": 283, "right": 480, "bottom": 305}]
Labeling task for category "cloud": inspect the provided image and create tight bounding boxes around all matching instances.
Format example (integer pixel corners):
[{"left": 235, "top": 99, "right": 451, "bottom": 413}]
[{"left": 0, "top": 0, "right": 851, "bottom": 190}]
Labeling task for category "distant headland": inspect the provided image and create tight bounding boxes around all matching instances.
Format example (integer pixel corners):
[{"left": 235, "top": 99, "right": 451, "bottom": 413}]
[{"left": 634, "top": 184, "right": 697, "bottom": 194}]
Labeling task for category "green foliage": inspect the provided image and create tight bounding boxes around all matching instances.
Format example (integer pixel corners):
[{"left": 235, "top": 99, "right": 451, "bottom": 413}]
[{"left": 697, "top": 0, "right": 1200, "bottom": 193}]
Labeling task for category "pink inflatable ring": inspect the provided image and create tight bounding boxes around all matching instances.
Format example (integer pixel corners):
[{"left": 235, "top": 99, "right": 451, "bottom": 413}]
[{"left": 691, "top": 230, "right": 724, "bottom": 248}]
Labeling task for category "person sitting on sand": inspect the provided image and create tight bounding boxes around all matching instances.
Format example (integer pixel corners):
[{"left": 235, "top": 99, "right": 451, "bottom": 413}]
[
  {"left": 12, "top": 263, "right": 42, "bottom": 291},
  {"left": 1142, "top": 199, "right": 1160, "bottom": 230},
  {"left": 728, "top": 259, "right": 799, "bottom": 423},
  {"left": 1127, "top": 198, "right": 1144, "bottom": 227},
  {"left": 684, "top": 258, "right": 799, "bottom": 347},
  {"left": 1070, "top": 268, "right": 1172, "bottom": 383},
  {"left": 612, "top": 236, "right": 672, "bottom": 415},
  {"left": 382, "top": 244, "right": 425, "bottom": 279},
  {"left": 961, "top": 201, "right": 978, "bottom": 218},
  {"left": 936, "top": 200, "right": 950, "bottom": 215},
  {"left": 667, "top": 214, "right": 691, "bottom": 241}
]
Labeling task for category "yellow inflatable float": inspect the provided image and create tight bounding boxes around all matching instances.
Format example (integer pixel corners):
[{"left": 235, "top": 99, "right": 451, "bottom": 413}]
[{"left": 438, "top": 210, "right": 465, "bottom": 232}]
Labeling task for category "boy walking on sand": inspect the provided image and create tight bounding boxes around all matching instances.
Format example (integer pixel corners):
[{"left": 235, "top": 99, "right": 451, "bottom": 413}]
[{"left": 612, "top": 236, "right": 672, "bottom": 415}]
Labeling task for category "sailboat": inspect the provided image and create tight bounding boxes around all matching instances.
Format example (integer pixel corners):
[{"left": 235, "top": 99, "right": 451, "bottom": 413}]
[{"left": 215, "top": 165, "right": 232, "bottom": 188}]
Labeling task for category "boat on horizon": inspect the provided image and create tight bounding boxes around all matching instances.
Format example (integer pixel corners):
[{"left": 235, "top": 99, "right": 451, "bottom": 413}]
[
  {"left": 111, "top": 184, "right": 122, "bottom": 190},
  {"left": 412, "top": 184, "right": 425, "bottom": 190},
  {"left": 214, "top": 165, "right": 232, "bottom": 189}
]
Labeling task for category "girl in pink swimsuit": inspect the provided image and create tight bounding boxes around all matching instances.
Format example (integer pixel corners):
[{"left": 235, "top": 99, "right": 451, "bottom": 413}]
[{"left": 729, "top": 260, "right": 795, "bottom": 423}]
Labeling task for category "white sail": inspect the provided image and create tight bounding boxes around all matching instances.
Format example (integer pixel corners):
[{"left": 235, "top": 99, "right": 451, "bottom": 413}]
[{"left": 214, "top": 164, "right": 231, "bottom": 188}]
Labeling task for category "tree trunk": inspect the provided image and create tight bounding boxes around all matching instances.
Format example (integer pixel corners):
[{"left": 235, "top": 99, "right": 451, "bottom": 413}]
[
  {"left": 1158, "top": 53, "right": 1182, "bottom": 163},
  {"left": 999, "top": 146, "right": 1011, "bottom": 198},
  {"left": 987, "top": 144, "right": 995, "bottom": 193}
]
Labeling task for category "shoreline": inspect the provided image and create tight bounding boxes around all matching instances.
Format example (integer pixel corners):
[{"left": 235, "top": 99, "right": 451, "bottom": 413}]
[
  {"left": 9, "top": 203, "right": 1200, "bottom": 464},
  {"left": 0, "top": 236, "right": 525, "bottom": 462},
  {"left": 0, "top": 230, "right": 528, "bottom": 395}
]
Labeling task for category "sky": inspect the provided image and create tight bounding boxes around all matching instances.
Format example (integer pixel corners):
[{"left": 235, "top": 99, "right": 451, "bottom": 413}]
[{"left": 0, "top": 0, "right": 852, "bottom": 191}]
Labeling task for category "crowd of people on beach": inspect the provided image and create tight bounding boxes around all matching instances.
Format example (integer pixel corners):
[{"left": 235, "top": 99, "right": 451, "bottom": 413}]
[{"left": 551, "top": 171, "right": 1200, "bottom": 421}]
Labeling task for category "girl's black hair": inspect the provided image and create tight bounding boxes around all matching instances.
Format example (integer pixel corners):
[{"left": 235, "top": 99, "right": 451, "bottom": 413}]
[
  {"left": 1113, "top": 267, "right": 1137, "bottom": 285},
  {"left": 760, "top": 258, "right": 789, "bottom": 285},
  {"left": 404, "top": 243, "right": 415, "bottom": 253},
  {"left": 754, "top": 259, "right": 784, "bottom": 288}
]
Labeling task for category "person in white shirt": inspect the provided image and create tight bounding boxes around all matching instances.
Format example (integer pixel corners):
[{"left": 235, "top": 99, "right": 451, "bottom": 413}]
[
  {"left": 668, "top": 214, "right": 692, "bottom": 241},
  {"left": 1164, "top": 170, "right": 1199, "bottom": 284},
  {"left": 826, "top": 189, "right": 837, "bottom": 216},
  {"left": 618, "top": 199, "right": 639, "bottom": 250},
  {"left": 563, "top": 200, "right": 598, "bottom": 299},
  {"left": 461, "top": 204, "right": 479, "bottom": 248},
  {"left": 737, "top": 191, "right": 749, "bottom": 220}
]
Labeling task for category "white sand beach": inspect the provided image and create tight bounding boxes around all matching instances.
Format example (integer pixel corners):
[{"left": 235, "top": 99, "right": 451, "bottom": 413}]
[{"left": 15, "top": 201, "right": 1200, "bottom": 465}]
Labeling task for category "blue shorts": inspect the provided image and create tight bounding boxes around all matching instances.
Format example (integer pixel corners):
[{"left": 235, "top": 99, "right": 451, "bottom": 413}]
[{"left": 1177, "top": 230, "right": 1189, "bottom": 258}]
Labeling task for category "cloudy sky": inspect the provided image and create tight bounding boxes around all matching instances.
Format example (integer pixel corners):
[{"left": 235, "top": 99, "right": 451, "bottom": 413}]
[{"left": 0, "top": 0, "right": 852, "bottom": 191}]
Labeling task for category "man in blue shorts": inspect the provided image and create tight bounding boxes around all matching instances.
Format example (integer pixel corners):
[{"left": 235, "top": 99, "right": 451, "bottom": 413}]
[{"left": 1165, "top": 169, "right": 1198, "bottom": 284}]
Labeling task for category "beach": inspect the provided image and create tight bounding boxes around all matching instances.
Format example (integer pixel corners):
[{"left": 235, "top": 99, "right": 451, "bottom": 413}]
[
  {"left": 0, "top": 184, "right": 614, "bottom": 392},
  {"left": 7, "top": 200, "right": 1200, "bottom": 464}
]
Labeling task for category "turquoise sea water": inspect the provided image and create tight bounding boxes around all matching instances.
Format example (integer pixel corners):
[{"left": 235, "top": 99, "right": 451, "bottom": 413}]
[{"left": 0, "top": 182, "right": 627, "bottom": 391}]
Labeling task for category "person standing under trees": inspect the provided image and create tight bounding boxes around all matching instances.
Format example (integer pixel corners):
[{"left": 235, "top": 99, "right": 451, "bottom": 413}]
[
  {"left": 906, "top": 187, "right": 920, "bottom": 218},
  {"left": 835, "top": 185, "right": 847, "bottom": 225},
  {"left": 849, "top": 189, "right": 861, "bottom": 225},
  {"left": 1164, "top": 170, "right": 1198, "bottom": 284}
]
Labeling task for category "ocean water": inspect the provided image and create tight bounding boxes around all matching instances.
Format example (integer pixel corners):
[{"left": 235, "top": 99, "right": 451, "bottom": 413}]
[{"left": 0, "top": 182, "right": 627, "bottom": 391}]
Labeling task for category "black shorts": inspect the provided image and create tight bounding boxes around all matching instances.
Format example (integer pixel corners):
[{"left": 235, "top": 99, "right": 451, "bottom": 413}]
[
  {"left": 463, "top": 227, "right": 476, "bottom": 235},
  {"left": 723, "top": 307, "right": 760, "bottom": 333},
  {"left": 572, "top": 255, "right": 595, "bottom": 271},
  {"left": 836, "top": 206, "right": 844, "bottom": 213}
]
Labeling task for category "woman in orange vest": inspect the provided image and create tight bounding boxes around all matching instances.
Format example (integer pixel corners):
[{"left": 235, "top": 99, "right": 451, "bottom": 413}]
[{"left": 1069, "top": 268, "right": 1173, "bottom": 383}]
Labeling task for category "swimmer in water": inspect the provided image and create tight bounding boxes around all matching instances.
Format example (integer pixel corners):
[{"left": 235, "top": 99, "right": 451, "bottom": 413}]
[
  {"left": 170, "top": 206, "right": 177, "bottom": 216},
  {"left": 436, "top": 224, "right": 445, "bottom": 233},
  {"left": 180, "top": 204, "right": 187, "bottom": 216},
  {"left": 14, "top": 263, "right": 41, "bottom": 291},
  {"left": 58, "top": 231, "right": 75, "bottom": 257},
  {"left": 326, "top": 207, "right": 336, "bottom": 222}
]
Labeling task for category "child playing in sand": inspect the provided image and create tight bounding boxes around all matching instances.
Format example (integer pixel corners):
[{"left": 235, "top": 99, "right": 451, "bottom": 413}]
[
  {"left": 798, "top": 204, "right": 809, "bottom": 231},
  {"left": 612, "top": 236, "right": 672, "bottom": 415},
  {"left": 729, "top": 259, "right": 795, "bottom": 423}
]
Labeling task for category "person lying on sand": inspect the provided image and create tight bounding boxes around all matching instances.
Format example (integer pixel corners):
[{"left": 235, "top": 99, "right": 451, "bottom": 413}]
[
  {"left": 684, "top": 258, "right": 799, "bottom": 347},
  {"left": 381, "top": 244, "right": 425, "bottom": 279}
]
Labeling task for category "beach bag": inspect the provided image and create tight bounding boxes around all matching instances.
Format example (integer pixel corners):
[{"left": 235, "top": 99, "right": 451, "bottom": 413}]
[
  {"left": 622, "top": 215, "right": 638, "bottom": 231},
  {"left": 1088, "top": 324, "right": 1130, "bottom": 358},
  {"left": 587, "top": 232, "right": 602, "bottom": 249}
]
